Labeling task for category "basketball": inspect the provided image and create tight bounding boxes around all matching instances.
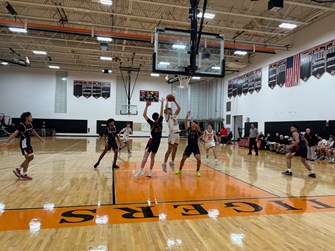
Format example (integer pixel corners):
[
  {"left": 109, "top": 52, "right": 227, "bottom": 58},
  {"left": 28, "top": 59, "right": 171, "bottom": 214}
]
[
  {"left": 166, "top": 94, "right": 175, "bottom": 102},
  {"left": 146, "top": 100, "right": 152, "bottom": 106}
]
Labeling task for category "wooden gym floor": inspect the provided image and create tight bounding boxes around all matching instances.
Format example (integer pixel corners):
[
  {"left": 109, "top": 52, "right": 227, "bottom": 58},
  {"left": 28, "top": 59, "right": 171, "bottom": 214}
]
[{"left": 1, "top": 137, "right": 335, "bottom": 251}]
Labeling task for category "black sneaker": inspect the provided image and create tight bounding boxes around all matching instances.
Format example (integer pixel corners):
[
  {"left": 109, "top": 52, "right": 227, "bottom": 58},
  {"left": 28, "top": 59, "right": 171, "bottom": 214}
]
[
  {"left": 248, "top": 153, "right": 252, "bottom": 155},
  {"left": 310, "top": 159, "right": 315, "bottom": 162},
  {"left": 282, "top": 170, "right": 292, "bottom": 176},
  {"left": 308, "top": 173, "right": 316, "bottom": 178},
  {"left": 113, "top": 164, "right": 120, "bottom": 169},
  {"left": 255, "top": 153, "right": 259, "bottom": 156},
  {"left": 94, "top": 162, "right": 99, "bottom": 168},
  {"left": 306, "top": 158, "right": 310, "bottom": 161}
]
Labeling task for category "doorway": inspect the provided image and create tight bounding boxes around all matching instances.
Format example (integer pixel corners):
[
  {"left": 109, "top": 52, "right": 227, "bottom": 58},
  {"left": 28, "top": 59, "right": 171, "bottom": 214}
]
[{"left": 233, "top": 115, "right": 243, "bottom": 141}]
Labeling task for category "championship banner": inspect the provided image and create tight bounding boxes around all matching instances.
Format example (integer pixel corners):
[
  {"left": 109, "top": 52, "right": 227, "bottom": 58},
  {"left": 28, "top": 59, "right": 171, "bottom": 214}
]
[
  {"left": 232, "top": 78, "right": 238, "bottom": 98},
  {"left": 73, "top": 80, "right": 111, "bottom": 99},
  {"left": 276, "top": 59, "right": 286, "bottom": 88},
  {"left": 268, "top": 63, "right": 277, "bottom": 89},
  {"left": 326, "top": 40, "right": 335, "bottom": 75},
  {"left": 237, "top": 77, "right": 243, "bottom": 97},
  {"left": 242, "top": 74, "right": 249, "bottom": 95},
  {"left": 312, "top": 44, "right": 326, "bottom": 79},
  {"left": 248, "top": 71, "right": 255, "bottom": 94},
  {"left": 254, "top": 69, "right": 262, "bottom": 92},
  {"left": 300, "top": 49, "right": 313, "bottom": 82},
  {"left": 228, "top": 80, "right": 233, "bottom": 99}
]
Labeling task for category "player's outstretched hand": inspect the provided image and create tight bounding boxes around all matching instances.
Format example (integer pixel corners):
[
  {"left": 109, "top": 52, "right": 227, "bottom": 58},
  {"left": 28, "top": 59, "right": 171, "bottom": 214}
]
[
  {"left": 186, "top": 111, "right": 191, "bottom": 116},
  {"left": 160, "top": 97, "right": 165, "bottom": 103},
  {"left": 146, "top": 100, "right": 152, "bottom": 106}
]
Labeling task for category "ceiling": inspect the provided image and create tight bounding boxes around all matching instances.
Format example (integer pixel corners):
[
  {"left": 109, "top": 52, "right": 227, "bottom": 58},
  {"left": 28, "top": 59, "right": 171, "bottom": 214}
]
[{"left": 0, "top": 0, "right": 334, "bottom": 76}]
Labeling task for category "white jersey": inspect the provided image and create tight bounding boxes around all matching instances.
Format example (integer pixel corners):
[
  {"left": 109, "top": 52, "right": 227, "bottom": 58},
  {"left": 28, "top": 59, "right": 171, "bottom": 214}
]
[
  {"left": 120, "top": 127, "right": 132, "bottom": 138},
  {"left": 166, "top": 114, "right": 180, "bottom": 134},
  {"left": 205, "top": 129, "right": 216, "bottom": 143}
]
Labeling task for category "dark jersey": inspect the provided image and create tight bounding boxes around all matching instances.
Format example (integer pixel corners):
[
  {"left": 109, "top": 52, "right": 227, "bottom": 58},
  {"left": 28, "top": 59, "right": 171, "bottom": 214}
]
[
  {"left": 187, "top": 128, "right": 200, "bottom": 145},
  {"left": 147, "top": 116, "right": 163, "bottom": 140},
  {"left": 105, "top": 126, "right": 117, "bottom": 144},
  {"left": 18, "top": 123, "right": 33, "bottom": 148}
]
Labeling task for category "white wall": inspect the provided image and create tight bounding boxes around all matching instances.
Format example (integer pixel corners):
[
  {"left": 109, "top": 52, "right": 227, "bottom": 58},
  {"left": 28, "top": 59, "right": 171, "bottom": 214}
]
[
  {"left": 224, "top": 13, "right": 335, "bottom": 133},
  {"left": 0, "top": 67, "right": 171, "bottom": 135}
]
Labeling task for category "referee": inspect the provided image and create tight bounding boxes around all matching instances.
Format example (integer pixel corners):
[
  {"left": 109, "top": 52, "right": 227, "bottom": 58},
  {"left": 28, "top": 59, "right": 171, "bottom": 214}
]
[{"left": 248, "top": 123, "right": 259, "bottom": 156}]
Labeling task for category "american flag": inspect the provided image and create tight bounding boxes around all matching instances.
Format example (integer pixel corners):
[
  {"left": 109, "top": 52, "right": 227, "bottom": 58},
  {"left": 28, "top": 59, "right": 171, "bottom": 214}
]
[{"left": 285, "top": 54, "right": 300, "bottom": 87}]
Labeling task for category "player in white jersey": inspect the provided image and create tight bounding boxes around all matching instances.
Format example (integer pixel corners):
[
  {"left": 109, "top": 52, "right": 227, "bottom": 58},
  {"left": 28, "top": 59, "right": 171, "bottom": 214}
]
[
  {"left": 119, "top": 123, "right": 133, "bottom": 154},
  {"left": 162, "top": 99, "right": 181, "bottom": 172},
  {"left": 203, "top": 123, "right": 219, "bottom": 164}
]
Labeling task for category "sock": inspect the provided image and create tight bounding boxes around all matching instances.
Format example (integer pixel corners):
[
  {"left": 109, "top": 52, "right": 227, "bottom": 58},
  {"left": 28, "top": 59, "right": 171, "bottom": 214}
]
[
  {"left": 21, "top": 171, "right": 26, "bottom": 176},
  {"left": 309, "top": 170, "right": 314, "bottom": 174},
  {"left": 287, "top": 168, "right": 292, "bottom": 173}
]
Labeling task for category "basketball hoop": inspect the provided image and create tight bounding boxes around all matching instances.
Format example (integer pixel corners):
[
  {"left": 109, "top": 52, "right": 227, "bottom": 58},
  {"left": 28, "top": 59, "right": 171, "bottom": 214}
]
[{"left": 178, "top": 75, "right": 191, "bottom": 88}]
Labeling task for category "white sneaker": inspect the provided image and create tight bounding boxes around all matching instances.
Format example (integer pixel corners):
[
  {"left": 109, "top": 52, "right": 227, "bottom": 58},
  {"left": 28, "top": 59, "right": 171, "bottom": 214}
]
[
  {"left": 169, "top": 161, "right": 175, "bottom": 171},
  {"left": 215, "top": 159, "right": 218, "bottom": 165},
  {"left": 134, "top": 169, "right": 144, "bottom": 177},
  {"left": 162, "top": 163, "right": 167, "bottom": 173},
  {"left": 146, "top": 170, "right": 152, "bottom": 177}
]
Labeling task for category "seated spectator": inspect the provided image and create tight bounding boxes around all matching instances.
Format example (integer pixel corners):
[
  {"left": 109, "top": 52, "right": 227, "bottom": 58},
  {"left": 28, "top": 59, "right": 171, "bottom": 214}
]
[
  {"left": 275, "top": 135, "right": 289, "bottom": 154},
  {"left": 227, "top": 131, "right": 233, "bottom": 144},
  {"left": 317, "top": 136, "right": 333, "bottom": 160},
  {"left": 258, "top": 131, "right": 266, "bottom": 150}
]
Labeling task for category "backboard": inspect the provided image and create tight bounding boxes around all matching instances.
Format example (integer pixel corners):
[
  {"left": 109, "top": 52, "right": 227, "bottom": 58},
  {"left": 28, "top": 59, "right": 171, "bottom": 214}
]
[{"left": 153, "top": 27, "right": 225, "bottom": 77}]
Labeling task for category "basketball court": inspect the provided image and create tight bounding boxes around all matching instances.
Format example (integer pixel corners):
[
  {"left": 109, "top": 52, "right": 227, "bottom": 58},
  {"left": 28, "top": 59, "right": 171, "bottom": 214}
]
[{"left": 1, "top": 0, "right": 335, "bottom": 250}]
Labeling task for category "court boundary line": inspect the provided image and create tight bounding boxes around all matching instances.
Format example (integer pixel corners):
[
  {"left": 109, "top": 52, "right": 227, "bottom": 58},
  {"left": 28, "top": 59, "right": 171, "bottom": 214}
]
[
  {"left": 192, "top": 161, "right": 281, "bottom": 198},
  {"left": 4, "top": 194, "right": 335, "bottom": 211}
]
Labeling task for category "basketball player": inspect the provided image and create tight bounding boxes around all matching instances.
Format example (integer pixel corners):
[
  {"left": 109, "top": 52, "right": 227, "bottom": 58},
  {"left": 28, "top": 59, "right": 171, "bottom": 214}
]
[
  {"left": 1, "top": 112, "right": 45, "bottom": 180},
  {"left": 175, "top": 111, "right": 202, "bottom": 177},
  {"left": 282, "top": 125, "right": 316, "bottom": 178},
  {"left": 119, "top": 123, "right": 133, "bottom": 154},
  {"left": 162, "top": 99, "right": 181, "bottom": 172},
  {"left": 203, "top": 123, "right": 219, "bottom": 164},
  {"left": 94, "top": 119, "right": 121, "bottom": 169},
  {"left": 134, "top": 98, "right": 165, "bottom": 177}
]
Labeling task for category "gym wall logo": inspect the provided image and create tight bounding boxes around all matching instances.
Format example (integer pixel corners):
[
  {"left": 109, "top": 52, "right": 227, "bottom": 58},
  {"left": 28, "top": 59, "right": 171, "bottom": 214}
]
[
  {"left": 73, "top": 80, "right": 111, "bottom": 99},
  {"left": 227, "top": 68, "right": 262, "bottom": 99},
  {"left": 268, "top": 38, "right": 335, "bottom": 89},
  {"left": 1, "top": 196, "right": 335, "bottom": 231}
]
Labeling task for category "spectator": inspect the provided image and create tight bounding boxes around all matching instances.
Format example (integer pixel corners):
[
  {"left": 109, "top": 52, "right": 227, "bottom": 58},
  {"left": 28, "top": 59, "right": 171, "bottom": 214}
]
[
  {"left": 219, "top": 124, "right": 228, "bottom": 146},
  {"left": 227, "top": 131, "right": 233, "bottom": 144},
  {"left": 258, "top": 131, "right": 266, "bottom": 150},
  {"left": 41, "top": 121, "right": 46, "bottom": 137},
  {"left": 276, "top": 135, "right": 289, "bottom": 154},
  {"left": 317, "top": 136, "right": 333, "bottom": 160},
  {"left": 304, "top": 128, "right": 318, "bottom": 161}
]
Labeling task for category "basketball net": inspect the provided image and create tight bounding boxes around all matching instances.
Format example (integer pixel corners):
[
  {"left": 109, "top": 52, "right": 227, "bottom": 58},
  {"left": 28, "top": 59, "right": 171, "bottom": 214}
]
[{"left": 178, "top": 75, "right": 191, "bottom": 89}]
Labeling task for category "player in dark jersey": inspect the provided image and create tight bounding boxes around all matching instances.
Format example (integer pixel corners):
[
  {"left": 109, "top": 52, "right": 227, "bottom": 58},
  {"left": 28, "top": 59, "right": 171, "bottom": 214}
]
[
  {"left": 282, "top": 125, "right": 316, "bottom": 178},
  {"left": 175, "top": 111, "right": 202, "bottom": 177},
  {"left": 2, "top": 112, "right": 45, "bottom": 180},
  {"left": 134, "top": 98, "right": 165, "bottom": 177},
  {"left": 94, "top": 118, "right": 122, "bottom": 169}
]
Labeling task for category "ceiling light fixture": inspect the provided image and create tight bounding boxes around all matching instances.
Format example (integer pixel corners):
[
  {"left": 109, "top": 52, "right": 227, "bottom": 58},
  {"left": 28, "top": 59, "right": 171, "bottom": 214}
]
[
  {"left": 48, "top": 65, "right": 60, "bottom": 69},
  {"left": 197, "top": 12, "right": 215, "bottom": 19},
  {"left": 150, "top": 73, "right": 160, "bottom": 77},
  {"left": 100, "top": 0, "right": 112, "bottom": 5},
  {"left": 100, "top": 56, "right": 112, "bottom": 61},
  {"left": 8, "top": 27, "right": 27, "bottom": 33},
  {"left": 212, "top": 66, "right": 221, "bottom": 70},
  {"left": 158, "top": 62, "right": 171, "bottom": 66},
  {"left": 172, "top": 44, "right": 186, "bottom": 50},
  {"left": 97, "top": 36, "right": 113, "bottom": 42},
  {"left": 1, "top": 62, "right": 9, "bottom": 65},
  {"left": 192, "top": 76, "right": 201, "bottom": 80},
  {"left": 279, "top": 23, "right": 298, "bottom": 29},
  {"left": 234, "top": 51, "right": 248, "bottom": 56},
  {"left": 33, "top": 50, "right": 47, "bottom": 55}
]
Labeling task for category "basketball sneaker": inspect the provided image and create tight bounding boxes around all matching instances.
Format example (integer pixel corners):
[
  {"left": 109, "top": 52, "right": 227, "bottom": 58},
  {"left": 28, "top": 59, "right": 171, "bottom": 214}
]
[
  {"left": 206, "top": 154, "right": 209, "bottom": 159},
  {"left": 13, "top": 168, "right": 21, "bottom": 178},
  {"left": 196, "top": 171, "right": 201, "bottom": 177},
  {"left": 134, "top": 169, "right": 144, "bottom": 177},
  {"left": 308, "top": 173, "right": 316, "bottom": 178},
  {"left": 215, "top": 159, "right": 218, "bottom": 165},
  {"left": 146, "top": 170, "right": 152, "bottom": 177},
  {"left": 94, "top": 162, "right": 99, "bottom": 168},
  {"left": 113, "top": 164, "right": 120, "bottom": 169},
  {"left": 20, "top": 174, "right": 33, "bottom": 180},
  {"left": 128, "top": 150, "right": 132, "bottom": 154},
  {"left": 175, "top": 169, "right": 182, "bottom": 175},
  {"left": 162, "top": 163, "right": 167, "bottom": 173},
  {"left": 281, "top": 170, "right": 292, "bottom": 176},
  {"left": 169, "top": 161, "right": 175, "bottom": 171}
]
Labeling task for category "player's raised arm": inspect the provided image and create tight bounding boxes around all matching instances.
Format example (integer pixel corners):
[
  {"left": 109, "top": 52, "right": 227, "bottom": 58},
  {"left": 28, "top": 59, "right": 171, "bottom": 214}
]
[
  {"left": 184, "top": 111, "right": 191, "bottom": 131},
  {"left": 160, "top": 98, "right": 165, "bottom": 117},
  {"left": 143, "top": 101, "right": 150, "bottom": 120},
  {"left": 174, "top": 100, "right": 181, "bottom": 116}
]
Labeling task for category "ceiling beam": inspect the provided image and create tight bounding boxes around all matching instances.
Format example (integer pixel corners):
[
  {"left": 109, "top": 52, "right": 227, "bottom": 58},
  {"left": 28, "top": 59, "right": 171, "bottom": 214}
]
[
  {"left": 5, "top": 0, "right": 286, "bottom": 36},
  {"left": 286, "top": 1, "right": 335, "bottom": 11},
  {"left": 131, "top": 0, "right": 308, "bottom": 25}
]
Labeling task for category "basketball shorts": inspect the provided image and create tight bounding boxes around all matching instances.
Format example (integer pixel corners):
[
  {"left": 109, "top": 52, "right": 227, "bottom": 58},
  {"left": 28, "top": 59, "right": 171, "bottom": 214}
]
[
  {"left": 220, "top": 136, "right": 227, "bottom": 144},
  {"left": 293, "top": 145, "right": 307, "bottom": 159},
  {"left": 105, "top": 141, "right": 118, "bottom": 151},
  {"left": 21, "top": 145, "right": 33, "bottom": 156},
  {"left": 184, "top": 144, "right": 200, "bottom": 157},
  {"left": 168, "top": 133, "right": 180, "bottom": 145},
  {"left": 123, "top": 137, "right": 129, "bottom": 143},
  {"left": 145, "top": 138, "right": 161, "bottom": 154},
  {"left": 205, "top": 141, "right": 216, "bottom": 149}
]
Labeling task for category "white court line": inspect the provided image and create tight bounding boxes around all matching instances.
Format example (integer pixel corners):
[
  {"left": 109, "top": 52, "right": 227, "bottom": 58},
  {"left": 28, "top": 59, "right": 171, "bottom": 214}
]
[{"left": 30, "top": 141, "right": 82, "bottom": 168}]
